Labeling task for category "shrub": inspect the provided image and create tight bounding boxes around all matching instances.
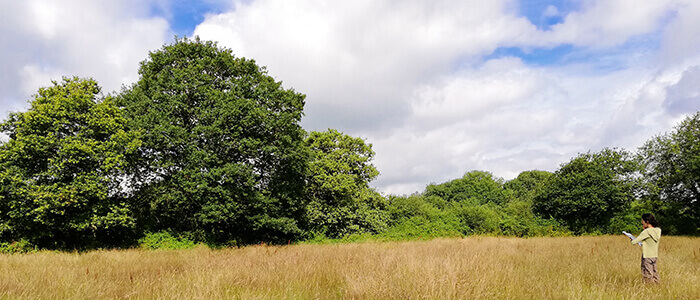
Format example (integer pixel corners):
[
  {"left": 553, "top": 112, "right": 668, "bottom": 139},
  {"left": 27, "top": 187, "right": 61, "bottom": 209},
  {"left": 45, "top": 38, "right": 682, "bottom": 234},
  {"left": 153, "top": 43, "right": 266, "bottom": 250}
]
[
  {"left": 452, "top": 203, "right": 502, "bottom": 234},
  {"left": 138, "top": 231, "right": 198, "bottom": 250},
  {"left": 0, "top": 239, "right": 36, "bottom": 254}
]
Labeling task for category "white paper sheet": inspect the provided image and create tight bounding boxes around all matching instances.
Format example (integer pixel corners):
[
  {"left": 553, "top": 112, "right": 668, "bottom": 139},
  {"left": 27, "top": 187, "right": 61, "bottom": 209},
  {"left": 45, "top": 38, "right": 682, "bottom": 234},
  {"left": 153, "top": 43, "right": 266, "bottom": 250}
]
[{"left": 623, "top": 231, "right": 642, "bottom": 246}]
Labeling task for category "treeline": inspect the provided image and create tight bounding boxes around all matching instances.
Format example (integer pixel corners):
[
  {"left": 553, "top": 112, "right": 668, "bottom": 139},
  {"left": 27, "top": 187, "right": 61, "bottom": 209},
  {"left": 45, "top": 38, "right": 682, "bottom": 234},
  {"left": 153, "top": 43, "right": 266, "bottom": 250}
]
[{"left": 0, "top": 38, "right": 698, "bottom": 251}]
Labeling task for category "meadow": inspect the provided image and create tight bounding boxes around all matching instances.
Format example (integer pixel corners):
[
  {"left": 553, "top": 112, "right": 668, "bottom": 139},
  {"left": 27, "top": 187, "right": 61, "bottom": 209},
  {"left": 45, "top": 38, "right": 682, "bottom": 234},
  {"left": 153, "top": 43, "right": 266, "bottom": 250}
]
[{"left": 0, "top": 236, "right": 698, "bottom": 299}]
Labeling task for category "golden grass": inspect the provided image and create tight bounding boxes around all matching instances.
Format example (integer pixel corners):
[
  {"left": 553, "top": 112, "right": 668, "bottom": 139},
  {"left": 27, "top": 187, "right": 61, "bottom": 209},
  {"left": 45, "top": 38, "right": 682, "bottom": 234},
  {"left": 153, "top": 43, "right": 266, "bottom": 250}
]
[{"left": 1, "top": 236, "right": 698, "bottom": 299}]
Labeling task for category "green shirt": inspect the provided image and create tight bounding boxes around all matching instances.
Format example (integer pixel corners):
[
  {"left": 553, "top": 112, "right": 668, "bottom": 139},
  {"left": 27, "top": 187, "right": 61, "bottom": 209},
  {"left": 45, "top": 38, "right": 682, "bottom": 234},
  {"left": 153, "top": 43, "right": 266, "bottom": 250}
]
[{"left": 631, "top": 227, "right": 661, "bottom": 258}]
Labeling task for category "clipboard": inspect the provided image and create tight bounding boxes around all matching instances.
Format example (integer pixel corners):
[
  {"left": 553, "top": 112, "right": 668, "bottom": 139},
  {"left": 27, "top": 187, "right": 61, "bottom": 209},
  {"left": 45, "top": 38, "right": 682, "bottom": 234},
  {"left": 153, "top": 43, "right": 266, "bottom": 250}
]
[{"left": 623, "top": 231, "right": 642, "bottom": 246}]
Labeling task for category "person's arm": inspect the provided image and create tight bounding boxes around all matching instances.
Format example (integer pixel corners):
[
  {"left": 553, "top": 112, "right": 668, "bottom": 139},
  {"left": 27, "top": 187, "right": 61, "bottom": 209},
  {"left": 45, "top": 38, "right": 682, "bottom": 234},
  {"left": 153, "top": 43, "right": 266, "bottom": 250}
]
[{"left": 631, "top": 229, "right": 648, "bottom": 245}]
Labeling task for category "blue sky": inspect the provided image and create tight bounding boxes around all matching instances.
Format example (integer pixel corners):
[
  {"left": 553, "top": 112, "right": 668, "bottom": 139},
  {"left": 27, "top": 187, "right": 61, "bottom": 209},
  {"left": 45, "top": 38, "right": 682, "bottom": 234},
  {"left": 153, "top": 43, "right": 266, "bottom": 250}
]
[
  {"left": 1, "top": 0, "right": 699, "bottom": 194},
  {"left": 485, "top": 46, "right": 575, "bottom": 66},
  {"left": 518, "top": 0, "right": 578, "bottom": 30},
  {"left": 150, "top": 0, "right": 231, "bottom": 37}
]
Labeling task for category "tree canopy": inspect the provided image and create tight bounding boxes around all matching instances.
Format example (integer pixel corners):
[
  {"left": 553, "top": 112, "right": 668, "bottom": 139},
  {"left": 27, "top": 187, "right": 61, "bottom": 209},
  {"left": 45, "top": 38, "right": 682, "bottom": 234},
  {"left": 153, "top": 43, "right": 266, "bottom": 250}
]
[
  {"left": 0, "top": 77, "right": 139, "bottom": 248},
  {"left": 533, "top": 148, "right": 639, "bottom": 234},
  {"left": 304, "top": 129, "right": 387, "bottom": 238},
  {"left": 503, "top": 170, "right": 553, "bottom": 203},
  {"left": 118, "top": 37, "right": 309, "bottom": 244},
  {"left": 639, "top": 112, "right": 700, "bottom": 234},
  {"left": 425, "top": 170, "right": 507, "bottom": 206}
]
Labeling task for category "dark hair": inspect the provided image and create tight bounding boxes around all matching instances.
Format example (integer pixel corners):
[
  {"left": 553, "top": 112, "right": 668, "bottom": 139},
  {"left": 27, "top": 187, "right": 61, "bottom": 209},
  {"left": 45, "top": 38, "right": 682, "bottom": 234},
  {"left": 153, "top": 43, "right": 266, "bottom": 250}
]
[{"left": 642, "top": 213, "right": 659, "bottom": 227}]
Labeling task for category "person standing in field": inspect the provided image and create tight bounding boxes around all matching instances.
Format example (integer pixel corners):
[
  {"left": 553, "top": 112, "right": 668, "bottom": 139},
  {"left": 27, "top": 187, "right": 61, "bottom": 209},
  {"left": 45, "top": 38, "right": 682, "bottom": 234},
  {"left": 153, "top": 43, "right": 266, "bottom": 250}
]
[{"left": 630, "top": 213, "right": 661, "bottom": 283}]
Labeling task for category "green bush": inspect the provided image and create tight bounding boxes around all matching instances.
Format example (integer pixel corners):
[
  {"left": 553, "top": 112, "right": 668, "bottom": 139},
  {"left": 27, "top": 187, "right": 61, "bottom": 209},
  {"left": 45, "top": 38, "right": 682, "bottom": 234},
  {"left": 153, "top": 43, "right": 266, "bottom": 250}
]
[
  {"left": 387, "top": 194, "right": 437, "bottom": 225},
  {"left": 500, "top": 200, "right": 534, "bottom": 236},
  {"left": 306, "top": 190, "right": 389, "bottom": 239},
  {"left": 0, "top": 239, "right": 36, "bottom": 254},
  {"left": 383, "top": 194, "right": 466, "bottom": 239},
  {"left": 380, "top": 213, "right": 463, "bottom": 240},
  {"left": 138, "top": 231, "right": 198, "bottom": 250},
  {"left": 607, "top": 211, "right": 641, "bottom": 234},
  {"left": 452, "top": 203, "right": 502, "bottom": 234},
  {"left": 498, "top": 200, "right": 571, "bottom": 237}
]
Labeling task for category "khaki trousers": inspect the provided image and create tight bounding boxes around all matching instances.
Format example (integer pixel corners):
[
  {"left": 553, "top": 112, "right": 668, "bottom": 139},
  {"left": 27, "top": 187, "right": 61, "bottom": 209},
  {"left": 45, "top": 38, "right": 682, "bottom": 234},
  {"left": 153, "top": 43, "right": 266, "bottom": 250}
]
[{"left": 641, "top": 257, "right": 659, "bottom": 283}]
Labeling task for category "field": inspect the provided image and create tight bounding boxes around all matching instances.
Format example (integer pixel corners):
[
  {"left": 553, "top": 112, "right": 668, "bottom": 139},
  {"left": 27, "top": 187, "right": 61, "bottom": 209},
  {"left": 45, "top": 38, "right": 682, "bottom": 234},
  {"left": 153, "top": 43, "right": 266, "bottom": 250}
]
[{"left": 1, "top": 236, "right": 698, "bottom": 299}]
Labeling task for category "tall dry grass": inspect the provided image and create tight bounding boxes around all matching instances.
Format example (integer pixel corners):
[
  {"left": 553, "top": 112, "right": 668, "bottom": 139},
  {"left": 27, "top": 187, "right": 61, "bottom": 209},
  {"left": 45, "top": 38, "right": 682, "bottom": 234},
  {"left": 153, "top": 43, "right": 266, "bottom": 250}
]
[{"left": 1, "top": 236, "right": 698, "bottom": 299}]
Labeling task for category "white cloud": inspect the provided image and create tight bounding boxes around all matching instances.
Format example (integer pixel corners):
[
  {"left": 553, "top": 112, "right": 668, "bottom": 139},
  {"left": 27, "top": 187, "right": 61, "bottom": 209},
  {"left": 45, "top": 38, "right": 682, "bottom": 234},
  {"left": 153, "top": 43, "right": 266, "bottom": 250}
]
[
  {"left": 410, "top": 58, "right": 545, "bottom": 125},
  {"left": 543, "top": 5, "right": 559, "bottom": 18},
  {"left": 664, "top": 66, "right": 700, "bottom": 115},
  {"left": 2, "top": 0, "right": 699, "bottom": 196},
  {"left": 371, "top": 58, "right": 661, "bottom": 194},
  {"left": 543, "top": 0, "right": 680, "bottom": 47},
  {"left": 194, "top": 0, "right": 540, "bottom": 132},
  {"left": 660, "top": 0, "right": 700, "bottom": 65},
  {"left": 0, "top": 0, "right": 170, "bottom": 118},
  {"left": 19, "top": 65, "right": 65, "bottom": 97},
  {"left": 188, "top": 0, "right": 700, "bottom": 195}
]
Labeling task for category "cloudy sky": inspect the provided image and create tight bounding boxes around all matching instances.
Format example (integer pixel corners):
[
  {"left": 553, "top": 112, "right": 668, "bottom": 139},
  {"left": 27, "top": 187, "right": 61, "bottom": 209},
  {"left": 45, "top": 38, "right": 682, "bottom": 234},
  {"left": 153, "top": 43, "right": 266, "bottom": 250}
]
[{"left": 1, "top": 0, "right": 699, "bottom": 195}]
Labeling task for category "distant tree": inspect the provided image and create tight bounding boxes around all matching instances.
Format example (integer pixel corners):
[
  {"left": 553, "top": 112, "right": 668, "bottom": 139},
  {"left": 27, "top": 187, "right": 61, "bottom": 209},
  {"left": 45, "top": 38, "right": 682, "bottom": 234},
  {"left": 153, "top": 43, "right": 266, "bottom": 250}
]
[
  {"left": 425, "top": 171, "right": 507, "bottom": 206},
  {"left": 0, "top": 77, "right": 139, "bottom": 248},
  {"left": 501, "top": 170, "right": 556, "bottom": 236},
  {"left": 118, "top": 37, "right": 309, "bottom": 244},
  {"left": 305, "top": 129, "right": 387, "bottom": 238},
  {"left": 504, "top": 170, "right": 553, "bottom": 202},
  {"left": 639, "top": 111, "right": 700, "bottom": 234},
  {"left": 533, "top": 148, "right": 639, "bottom": 234},
  {"left": 384, "top": 194, "right": 464, "bottom": 238}
]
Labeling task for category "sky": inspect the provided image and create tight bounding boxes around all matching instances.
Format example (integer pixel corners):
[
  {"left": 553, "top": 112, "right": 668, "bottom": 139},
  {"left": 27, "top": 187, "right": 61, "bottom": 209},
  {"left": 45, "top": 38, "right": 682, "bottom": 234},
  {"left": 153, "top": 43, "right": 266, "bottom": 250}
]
[{"left": 1, "top": 0, "right": 699, "bottom": 195}]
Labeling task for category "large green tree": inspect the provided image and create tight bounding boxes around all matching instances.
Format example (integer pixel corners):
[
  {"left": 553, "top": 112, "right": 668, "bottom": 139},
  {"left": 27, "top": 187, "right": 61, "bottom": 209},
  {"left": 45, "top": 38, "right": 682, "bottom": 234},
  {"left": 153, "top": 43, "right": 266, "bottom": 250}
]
[
  {"left": 304, "top": 129, "right": 387, "bottom": 238},
  {"left": 639, "top": 111, "right": 700, "bottom": 234},
  {"left": 533, "top": 148, "right": 639, "bottom": 234},
  {"left": 118, "top": 38, "right": 309, "bottom": 244},
  {"left": 0, "top": 77, "right": 139, "bottom": 249}
]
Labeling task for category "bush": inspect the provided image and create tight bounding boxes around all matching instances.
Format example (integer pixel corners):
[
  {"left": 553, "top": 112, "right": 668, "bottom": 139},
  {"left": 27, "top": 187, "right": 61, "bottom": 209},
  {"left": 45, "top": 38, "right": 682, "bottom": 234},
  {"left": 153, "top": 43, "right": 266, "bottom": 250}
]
[
  {"left": 0, "top": 239, "right": 36, "bottom": 254},
  {"left": 607, "top": 211, "right": 641, "bottom": 234},
  {"left": 387, "top": 195, "right": 434, "bottom": 225},
  {"left": 306, "top": 190, "right": 389, "bottom": 239},
  {"left": 380, "top": 214, "right": 463, "bottom": 240},
  {"left": 383, "top": 194, "right": 465, "bottom": 239},
  {"left": 138, "top": 231, "right": 198, "bottom": 250},
  {"left": 498, "top": 200, "right": 571, "bottom": 237},
  {"left": 452, "top": 203, "right": 502, "bottom": 234}
]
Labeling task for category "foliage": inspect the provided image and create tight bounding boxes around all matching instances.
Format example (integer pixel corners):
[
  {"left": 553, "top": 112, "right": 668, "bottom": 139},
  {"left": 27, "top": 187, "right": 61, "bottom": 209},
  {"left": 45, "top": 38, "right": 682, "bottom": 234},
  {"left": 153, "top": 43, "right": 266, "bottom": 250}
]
[
  {"left": 381, "top": 191, "right": 569, "bottom": 239},
  {"left": 425, "top": 171, "right": 508, "bottom": 206},
  {"left": 0, "top": 239, "right": 35, "bottom": 254},
  {"left": 638, "top": 111, "right": 700, "bottom": 234},
  {"left": 2, "top": 38, "right": 697, "bottom": 250},
  {"left": 382, "top": 194, "right": 463, "bottom": 239},
  {"left": 380, "top": 214, "right": 463, "bottom": 240},
  {"left": 533, "top": 148, "right": 640, "bottom": 234},
  {"left": 606, "top": 208, "right": 642, "bottom": 234},
  {"left": 387, "top": 194, "right": 440, "bottom": 226},
  {"left": 118, "top": 37, "right": 309, "bottom": 244},
  {"left": 452, "top": 203, "right": 502, "bottom": 234},
  {"left": 0, "top": 77, "right": 139, "bottom": 249},
  {"left": 138, "top": 231, "right": 198, "bottom": 250},
  {"left": 304, "top": 129, "right": 388, "bottom": 238},
  {"left": 503, "top": 170, "right": 553, "bottom": 203},
  {"left": 305, "top": 129, "right": 379, "bottom": 201}
]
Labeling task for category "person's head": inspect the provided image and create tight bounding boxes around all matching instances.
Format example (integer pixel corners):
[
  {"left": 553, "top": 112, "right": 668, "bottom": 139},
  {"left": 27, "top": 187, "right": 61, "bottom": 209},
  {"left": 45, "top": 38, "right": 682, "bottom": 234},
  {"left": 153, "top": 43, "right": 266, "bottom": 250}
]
[{"left": 641, "top": 213, "right": 659, "bottom": 229}]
